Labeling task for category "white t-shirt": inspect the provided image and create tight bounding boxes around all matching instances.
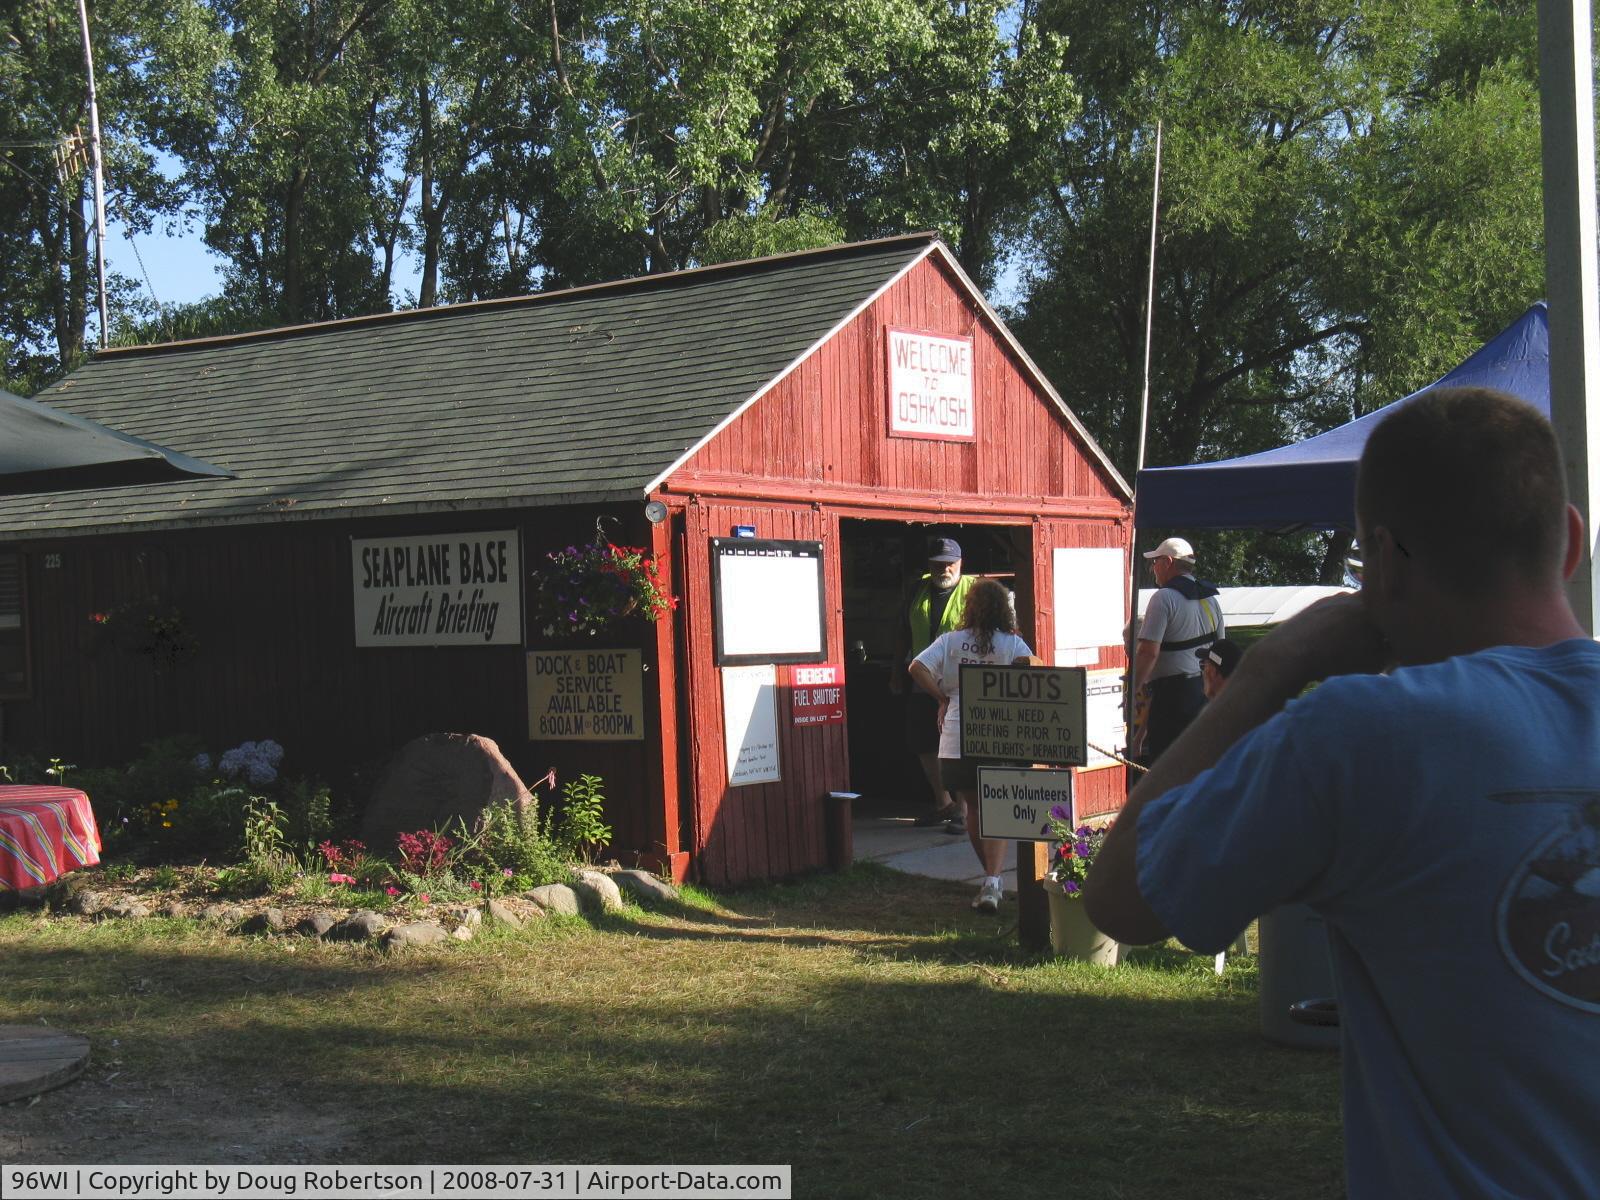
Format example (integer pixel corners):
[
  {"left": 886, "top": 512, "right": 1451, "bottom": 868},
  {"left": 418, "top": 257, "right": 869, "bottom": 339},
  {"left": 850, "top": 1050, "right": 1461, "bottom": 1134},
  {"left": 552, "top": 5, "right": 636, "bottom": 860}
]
[{"left": 912, "top": 628, "right": 1034, "bottom": 759}]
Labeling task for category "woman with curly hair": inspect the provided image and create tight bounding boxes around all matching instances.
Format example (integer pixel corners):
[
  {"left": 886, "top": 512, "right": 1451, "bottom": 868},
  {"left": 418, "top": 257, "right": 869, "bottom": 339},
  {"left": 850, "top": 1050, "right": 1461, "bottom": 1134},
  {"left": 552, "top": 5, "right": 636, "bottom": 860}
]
[{"left": 908, "top": 577, "right": 1032, "bottom": 913}]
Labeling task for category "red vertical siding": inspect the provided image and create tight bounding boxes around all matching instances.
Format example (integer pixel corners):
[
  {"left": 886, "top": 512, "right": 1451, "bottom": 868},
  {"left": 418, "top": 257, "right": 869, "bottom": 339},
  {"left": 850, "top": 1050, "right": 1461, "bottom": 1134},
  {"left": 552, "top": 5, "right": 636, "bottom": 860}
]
[
  {"left": 677, "top": 499, "right": 846, "bottom": 887},
  {"left": 661, "top": 251, "right": 1132, "bottom": 880}
]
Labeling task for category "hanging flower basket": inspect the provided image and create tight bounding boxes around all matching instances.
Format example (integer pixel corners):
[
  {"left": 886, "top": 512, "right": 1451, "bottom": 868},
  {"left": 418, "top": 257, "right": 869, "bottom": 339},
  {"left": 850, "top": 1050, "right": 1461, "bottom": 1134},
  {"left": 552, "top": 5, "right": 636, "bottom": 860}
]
[{"left": 530, "top": 538, "right": 677, "bottom": 638}]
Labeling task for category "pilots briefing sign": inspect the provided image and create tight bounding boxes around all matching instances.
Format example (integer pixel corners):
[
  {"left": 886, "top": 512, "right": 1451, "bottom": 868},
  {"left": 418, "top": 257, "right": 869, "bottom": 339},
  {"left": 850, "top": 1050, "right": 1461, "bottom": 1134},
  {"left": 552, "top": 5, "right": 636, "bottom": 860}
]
[{"left": 352, "top": 531, "right": 522, "bottom": 647}]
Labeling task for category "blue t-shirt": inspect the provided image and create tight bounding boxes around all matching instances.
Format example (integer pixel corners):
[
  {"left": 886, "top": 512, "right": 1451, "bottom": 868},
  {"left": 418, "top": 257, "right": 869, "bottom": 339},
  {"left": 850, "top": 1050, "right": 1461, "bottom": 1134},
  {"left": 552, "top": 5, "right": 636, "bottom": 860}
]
[{"left": 1137, "top": 638, "right": 1600, "bottom": 1199}]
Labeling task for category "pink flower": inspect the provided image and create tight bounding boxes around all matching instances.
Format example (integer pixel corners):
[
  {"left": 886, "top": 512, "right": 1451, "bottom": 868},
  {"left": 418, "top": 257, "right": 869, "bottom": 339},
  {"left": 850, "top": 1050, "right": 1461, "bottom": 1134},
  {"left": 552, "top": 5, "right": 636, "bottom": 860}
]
[
  {"left": 385, "top": 885, "right": 400, "bottom": 896},
  {"left": 419, "top": 893, "right": 430, "bottom": 904},
  {"left": 469, "top": 880, "right": 482, "bottom": 891},
  {"left": 502, "top": 868, "right": 514, "bottom": 878},
  {"left": 328, "top": 872, "right": 355, "bottom": 884}
]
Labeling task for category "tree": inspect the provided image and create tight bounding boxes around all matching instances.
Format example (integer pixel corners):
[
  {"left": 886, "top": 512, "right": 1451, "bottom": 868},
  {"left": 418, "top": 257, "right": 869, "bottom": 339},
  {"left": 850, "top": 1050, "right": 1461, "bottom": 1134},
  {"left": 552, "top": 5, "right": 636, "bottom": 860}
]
[
  {"left": 1015, "top": 0, "right": 1544, "bottom": 581},
  {"left": 1, "top": 0, "right": 223, "bottom": 385},
  {"left": 178, "top": 0, "right": 404, "bottom": 324}
]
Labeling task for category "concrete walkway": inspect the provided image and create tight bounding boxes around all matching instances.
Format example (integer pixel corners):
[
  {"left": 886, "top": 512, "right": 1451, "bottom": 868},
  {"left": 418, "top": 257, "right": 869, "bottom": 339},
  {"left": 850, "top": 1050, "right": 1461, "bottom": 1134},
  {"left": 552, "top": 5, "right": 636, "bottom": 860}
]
[{"left": 851, "top": 814, "right": 1016, "bottom": 896}]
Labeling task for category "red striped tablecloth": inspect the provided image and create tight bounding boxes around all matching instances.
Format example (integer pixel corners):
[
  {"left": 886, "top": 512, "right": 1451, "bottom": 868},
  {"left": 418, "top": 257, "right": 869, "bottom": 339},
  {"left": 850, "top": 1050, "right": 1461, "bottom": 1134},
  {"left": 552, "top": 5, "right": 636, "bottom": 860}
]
[{"left": 0, "top": 786, "right": 102, "bottom": 891}]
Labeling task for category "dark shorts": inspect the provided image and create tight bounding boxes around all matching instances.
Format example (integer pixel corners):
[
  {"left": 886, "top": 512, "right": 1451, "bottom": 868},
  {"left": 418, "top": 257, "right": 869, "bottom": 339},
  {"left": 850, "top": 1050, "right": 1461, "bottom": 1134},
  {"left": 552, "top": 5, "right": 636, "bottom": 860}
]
[
  {"left": 939, "top": 757, "right": 979, "bottom": 794},
  {"left": 1145, "top": 672, "right": 1207, "bottom": 764},
  {"left": 906, "top": 690, "right": 942, "bottom": 754}
]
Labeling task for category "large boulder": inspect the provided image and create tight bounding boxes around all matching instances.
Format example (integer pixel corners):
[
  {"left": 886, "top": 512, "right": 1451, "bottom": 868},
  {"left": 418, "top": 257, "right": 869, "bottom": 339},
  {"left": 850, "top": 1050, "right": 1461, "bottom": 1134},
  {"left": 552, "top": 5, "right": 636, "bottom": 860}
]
[{"left": 360, "top": 732, "right": 531, "bottom": 855}]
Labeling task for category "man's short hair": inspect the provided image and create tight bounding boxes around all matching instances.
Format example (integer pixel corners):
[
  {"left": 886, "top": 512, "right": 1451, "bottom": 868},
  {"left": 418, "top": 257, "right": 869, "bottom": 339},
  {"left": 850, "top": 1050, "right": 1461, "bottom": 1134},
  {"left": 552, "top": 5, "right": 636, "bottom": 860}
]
[{"left": 1355, "top": 387, "right": 1567, "bottom": 592}]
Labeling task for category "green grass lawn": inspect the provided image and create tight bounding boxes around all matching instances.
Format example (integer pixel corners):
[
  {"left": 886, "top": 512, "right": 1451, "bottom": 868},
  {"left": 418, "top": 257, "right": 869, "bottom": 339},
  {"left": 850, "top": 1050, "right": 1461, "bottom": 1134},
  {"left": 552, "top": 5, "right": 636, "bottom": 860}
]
[{"left": 0, "top": 865, "right": 1343, "bottom": 1198}]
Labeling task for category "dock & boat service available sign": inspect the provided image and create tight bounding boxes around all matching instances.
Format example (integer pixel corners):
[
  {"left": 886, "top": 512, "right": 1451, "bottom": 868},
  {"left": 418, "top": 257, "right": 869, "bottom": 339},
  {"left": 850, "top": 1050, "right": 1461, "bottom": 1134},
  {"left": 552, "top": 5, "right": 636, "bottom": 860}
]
[{"left": 353, "top": 531, "right": 521, "bottom": 647}]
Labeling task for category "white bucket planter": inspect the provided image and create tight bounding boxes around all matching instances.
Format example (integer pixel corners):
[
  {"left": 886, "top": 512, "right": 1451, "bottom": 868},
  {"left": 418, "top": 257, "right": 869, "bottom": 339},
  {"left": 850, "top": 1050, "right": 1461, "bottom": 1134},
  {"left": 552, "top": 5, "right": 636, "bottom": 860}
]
[{"left": 1041, "top": 877, "right": 1122, "bottom": 965}]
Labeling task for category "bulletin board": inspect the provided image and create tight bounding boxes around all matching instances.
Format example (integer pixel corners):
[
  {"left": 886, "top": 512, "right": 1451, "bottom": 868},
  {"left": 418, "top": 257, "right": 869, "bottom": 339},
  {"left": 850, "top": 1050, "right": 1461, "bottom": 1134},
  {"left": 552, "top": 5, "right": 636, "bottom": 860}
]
[{"left": 710, "top": 538, "right": 828, "bottom": 666}]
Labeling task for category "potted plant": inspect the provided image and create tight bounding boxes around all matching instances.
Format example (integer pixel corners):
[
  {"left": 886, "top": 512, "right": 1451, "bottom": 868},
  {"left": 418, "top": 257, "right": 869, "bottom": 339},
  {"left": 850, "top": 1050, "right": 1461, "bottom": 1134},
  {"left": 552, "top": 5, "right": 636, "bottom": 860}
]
[
  {"left": 529, "top": 535, "right": 676, "bottom": 638},
  {"left": 1041, "top": 807, "right": 1121, "bottom": 965}
]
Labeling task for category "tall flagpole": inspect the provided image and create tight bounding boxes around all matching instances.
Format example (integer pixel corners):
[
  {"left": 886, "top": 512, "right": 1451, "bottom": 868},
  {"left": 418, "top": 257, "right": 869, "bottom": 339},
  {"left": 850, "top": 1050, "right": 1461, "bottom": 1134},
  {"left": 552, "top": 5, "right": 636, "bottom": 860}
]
[{"left": 76, "top": 0, "right": 109, "bottom": 346}]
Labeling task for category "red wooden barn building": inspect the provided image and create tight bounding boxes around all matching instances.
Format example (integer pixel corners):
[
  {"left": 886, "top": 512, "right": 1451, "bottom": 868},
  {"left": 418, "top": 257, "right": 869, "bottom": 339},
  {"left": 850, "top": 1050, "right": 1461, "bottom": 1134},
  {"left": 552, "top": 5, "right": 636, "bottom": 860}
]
[{"left": 0, "top": 234, "right": 1133, "bottom": 885}]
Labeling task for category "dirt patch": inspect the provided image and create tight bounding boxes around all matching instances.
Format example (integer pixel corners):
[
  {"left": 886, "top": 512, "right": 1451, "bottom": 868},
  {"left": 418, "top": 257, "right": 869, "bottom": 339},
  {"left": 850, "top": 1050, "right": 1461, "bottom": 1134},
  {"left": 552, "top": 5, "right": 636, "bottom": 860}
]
[{"left": 2, "top": 1066, "right": 368, "bottom": 1163}]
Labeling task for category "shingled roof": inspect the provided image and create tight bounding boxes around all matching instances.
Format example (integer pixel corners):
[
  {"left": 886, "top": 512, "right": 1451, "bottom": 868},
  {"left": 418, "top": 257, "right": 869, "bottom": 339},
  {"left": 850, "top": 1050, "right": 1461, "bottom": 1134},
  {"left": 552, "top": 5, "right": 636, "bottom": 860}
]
[{"left": 0, "top": 234, "right": 1125, "bottom": 537}]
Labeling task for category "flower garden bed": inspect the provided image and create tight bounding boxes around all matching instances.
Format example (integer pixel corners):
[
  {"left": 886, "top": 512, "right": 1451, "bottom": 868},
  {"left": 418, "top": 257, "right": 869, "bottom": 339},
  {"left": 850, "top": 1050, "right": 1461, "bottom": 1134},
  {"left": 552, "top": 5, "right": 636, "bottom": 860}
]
[{"left": 4, "top": 862, "right": 679, "bottom": 952}]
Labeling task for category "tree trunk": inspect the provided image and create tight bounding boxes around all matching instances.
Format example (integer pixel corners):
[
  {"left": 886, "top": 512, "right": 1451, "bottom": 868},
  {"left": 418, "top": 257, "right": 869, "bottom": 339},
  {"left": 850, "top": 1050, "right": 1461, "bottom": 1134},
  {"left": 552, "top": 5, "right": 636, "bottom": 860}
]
[
  {"left": 283, "top": 163, "right": 311, "bottom": 321},
  {"left": 63, "top": 186, "right": 89, "bottom": 365},
  {"left": 418, "top": 81, "right": 440, "bottom": 309}
]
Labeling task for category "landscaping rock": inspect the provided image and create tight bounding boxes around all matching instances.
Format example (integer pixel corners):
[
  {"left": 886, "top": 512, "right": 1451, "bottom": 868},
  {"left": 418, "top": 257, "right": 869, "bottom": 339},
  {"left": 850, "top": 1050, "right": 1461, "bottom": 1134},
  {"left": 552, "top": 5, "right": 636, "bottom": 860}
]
[
  {"left": 382, "top": 922, "right": 449, "bottom": 951},
  {"left": 485, "top": 897, "right": 543, "bottom": 928},
  {"left": 330, "top": 909, "right": 390, "bottom": 942},
  {"left": 526, "top": 883, "right": 580, "bottom": 916},
  {"left": 609, "top": 869, "right": 679, "bottom": 906},
  {"left": 572, "top": 870, "right": 624, "bottom": 914},
  {"left": 436, "top": 904, "right": 482, "bottom": 937},
  {"left": 198, "top": 903, "right": 246, "bottom": 925},
  {"left": 240, "top": 908, "right": 287, "bottom": 935},
  {"left": 297, "top": 912, "right": 337, "bottom": 939},
  {"left": 157, "top": 901, "right": 188, "bottom": 919},
  {"left": 101, "top": 899, "right": 151, "bottom": 921},
  {"left": 68, "top": 890, "right": 109, "bottom": 917},
  {"left": 360, "top": 732, "right": 532, "bottom": 854}
]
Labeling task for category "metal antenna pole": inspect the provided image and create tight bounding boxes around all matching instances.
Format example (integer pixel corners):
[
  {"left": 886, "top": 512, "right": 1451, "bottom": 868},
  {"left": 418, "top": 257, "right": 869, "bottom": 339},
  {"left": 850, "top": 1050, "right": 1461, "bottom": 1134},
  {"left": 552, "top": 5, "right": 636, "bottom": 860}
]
[
  {"left": 1135, "top": 120, "right": 1163, "bottom": 478},
  {"left": 1124, "top": 120, "right": 1165, "bottom": 765},
  {"left": 76, "top": 0, "right": 109, "bottom": 346}
]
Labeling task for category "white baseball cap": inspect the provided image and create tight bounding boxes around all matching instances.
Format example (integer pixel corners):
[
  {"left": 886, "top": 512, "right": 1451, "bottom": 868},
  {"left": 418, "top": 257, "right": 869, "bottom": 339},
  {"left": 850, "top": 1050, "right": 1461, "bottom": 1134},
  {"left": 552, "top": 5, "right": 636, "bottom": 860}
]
[{"left": 1142, "top": 537, "right": 1195, "bottom": 562}]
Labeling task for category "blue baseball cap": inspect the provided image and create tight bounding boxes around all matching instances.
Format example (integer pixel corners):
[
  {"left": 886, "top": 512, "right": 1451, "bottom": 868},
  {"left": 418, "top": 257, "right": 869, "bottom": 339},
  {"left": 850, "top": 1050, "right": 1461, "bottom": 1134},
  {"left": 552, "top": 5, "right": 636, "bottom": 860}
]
[{"left": 926, "top": 537, "right": 962, "bottom": 563}]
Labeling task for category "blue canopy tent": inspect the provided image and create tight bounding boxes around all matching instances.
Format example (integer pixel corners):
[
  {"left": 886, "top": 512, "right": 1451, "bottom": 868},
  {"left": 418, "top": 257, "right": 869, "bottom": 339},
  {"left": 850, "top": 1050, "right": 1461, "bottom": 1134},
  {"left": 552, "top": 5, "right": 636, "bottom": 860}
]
[{"left": 1134, "top": 302, "right": 1550, "bottom": 531}]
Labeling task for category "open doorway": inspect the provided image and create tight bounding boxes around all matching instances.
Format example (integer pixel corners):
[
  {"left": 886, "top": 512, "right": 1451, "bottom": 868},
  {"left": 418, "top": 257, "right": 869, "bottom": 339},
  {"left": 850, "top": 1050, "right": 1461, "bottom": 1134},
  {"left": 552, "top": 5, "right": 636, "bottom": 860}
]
[{"left": 838, "top": 518, "right": 1034, "bottom": 817}]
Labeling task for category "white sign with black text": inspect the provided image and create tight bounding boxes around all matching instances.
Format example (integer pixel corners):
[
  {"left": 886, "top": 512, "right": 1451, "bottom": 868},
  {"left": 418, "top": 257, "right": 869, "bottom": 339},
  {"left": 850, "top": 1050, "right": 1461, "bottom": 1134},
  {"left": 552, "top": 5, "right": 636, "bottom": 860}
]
[
  {"left": 885, "top": 328, "right": 975, "bottom": 440},
  {"left": 353, "top": 531, "right": 521, "bottom": 647},
  {"left": 959, "top": 663, "right": 1088, "bottom": 766},
  {"left": 723, "top": 664, "right": 781, "bottom": 786},
  {"left": 977, "top": 767, "right": 1074, "bottom": 842}
]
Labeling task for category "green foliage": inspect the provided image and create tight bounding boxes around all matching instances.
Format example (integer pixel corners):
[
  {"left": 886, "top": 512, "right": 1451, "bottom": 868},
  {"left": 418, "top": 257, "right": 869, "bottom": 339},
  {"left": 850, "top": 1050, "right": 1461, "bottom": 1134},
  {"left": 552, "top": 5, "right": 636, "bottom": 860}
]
[
  {"left": 275, "top": 778, "right": 333, "bottom": 852},
  {"left": 696, "top": 205, "right": 846, "bottom": 265},
  {"left": 223, "top": 797, "right": 299, "bottom": 894},
  {"left": 150, "top": 864, "right": 181, "bottom": 890},
  {"left": 1017, "top": 0, "right": 1544, "bottom": 588},
  {"left": 455, "top": 796, "right": 569, "bottom": 889},
  {"left": 556, "top": 774, "right": 612, "bottom": 866}
]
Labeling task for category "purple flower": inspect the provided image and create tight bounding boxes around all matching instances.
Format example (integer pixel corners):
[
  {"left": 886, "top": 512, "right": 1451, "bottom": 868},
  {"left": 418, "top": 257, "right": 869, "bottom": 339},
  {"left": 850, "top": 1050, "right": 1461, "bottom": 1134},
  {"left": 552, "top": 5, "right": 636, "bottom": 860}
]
[
  {"left": 1050, "top": 805, "right": 1070, "bottom": 821},
  {"left": 1064, "top": 880, "right": 1080, "bottom": 894},
  {"left": 1074, "top": 840, "right": 1091, "bottom": 857},
  {"left": 1076, "top": 825, "right": 1094, "bottom": 838}
]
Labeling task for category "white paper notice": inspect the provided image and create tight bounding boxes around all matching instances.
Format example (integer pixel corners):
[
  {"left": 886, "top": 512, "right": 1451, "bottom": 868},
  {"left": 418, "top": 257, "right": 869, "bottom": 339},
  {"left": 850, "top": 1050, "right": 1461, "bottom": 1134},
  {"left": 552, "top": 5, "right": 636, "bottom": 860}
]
[
  {"left": 1083, "top": 668, "right": 1128, "bottom": 771},
  {"left": 1053, "top": 547, "right": 1125, "bottom": 662},
  {"left": 723, "top": 664, "right": 781, "bottom": 786}
]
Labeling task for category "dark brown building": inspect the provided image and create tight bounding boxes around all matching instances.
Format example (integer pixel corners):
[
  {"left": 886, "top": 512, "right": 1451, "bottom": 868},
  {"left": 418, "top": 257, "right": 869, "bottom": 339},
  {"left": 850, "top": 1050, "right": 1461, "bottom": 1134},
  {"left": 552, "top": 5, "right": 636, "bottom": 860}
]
[{"left": 0, "top": 235, "right": 1133, "bottom": 885}]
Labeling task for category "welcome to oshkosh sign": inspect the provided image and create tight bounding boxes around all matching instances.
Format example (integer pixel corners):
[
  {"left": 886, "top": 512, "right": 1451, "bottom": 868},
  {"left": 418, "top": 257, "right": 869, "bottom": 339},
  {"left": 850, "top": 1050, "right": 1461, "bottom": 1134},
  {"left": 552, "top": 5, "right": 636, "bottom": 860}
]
[
  {"left": 352, "top": 530, "right": 522, "bottom": 647},
  {"left": 885, "top": 328, "right": 975, "bottom": 440}
]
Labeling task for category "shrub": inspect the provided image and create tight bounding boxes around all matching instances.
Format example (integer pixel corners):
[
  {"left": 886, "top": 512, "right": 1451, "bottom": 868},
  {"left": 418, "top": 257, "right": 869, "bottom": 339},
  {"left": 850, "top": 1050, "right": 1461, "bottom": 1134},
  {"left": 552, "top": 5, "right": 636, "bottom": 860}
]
[
  {"left": 555, "top": 774, "right": 612, "bottom": 865},
  {"left": 457, "top": 796, "right": 569, "bottom": 890}
]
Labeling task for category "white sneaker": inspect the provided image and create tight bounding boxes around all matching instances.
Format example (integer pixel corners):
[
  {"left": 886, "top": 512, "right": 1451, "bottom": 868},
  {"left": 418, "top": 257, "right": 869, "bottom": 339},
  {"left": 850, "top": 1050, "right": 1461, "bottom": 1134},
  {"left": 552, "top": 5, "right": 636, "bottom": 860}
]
[{"left": 971, "top": 879, "right": 1003, "bottom": 913}]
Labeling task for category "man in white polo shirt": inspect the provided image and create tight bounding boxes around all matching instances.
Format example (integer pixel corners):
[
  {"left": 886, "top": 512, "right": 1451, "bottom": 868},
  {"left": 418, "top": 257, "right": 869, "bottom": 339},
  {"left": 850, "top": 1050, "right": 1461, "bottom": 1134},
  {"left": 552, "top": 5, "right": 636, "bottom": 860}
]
[{"left": 1132, "top": 537, "right": 1224, "bottom": 763}]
